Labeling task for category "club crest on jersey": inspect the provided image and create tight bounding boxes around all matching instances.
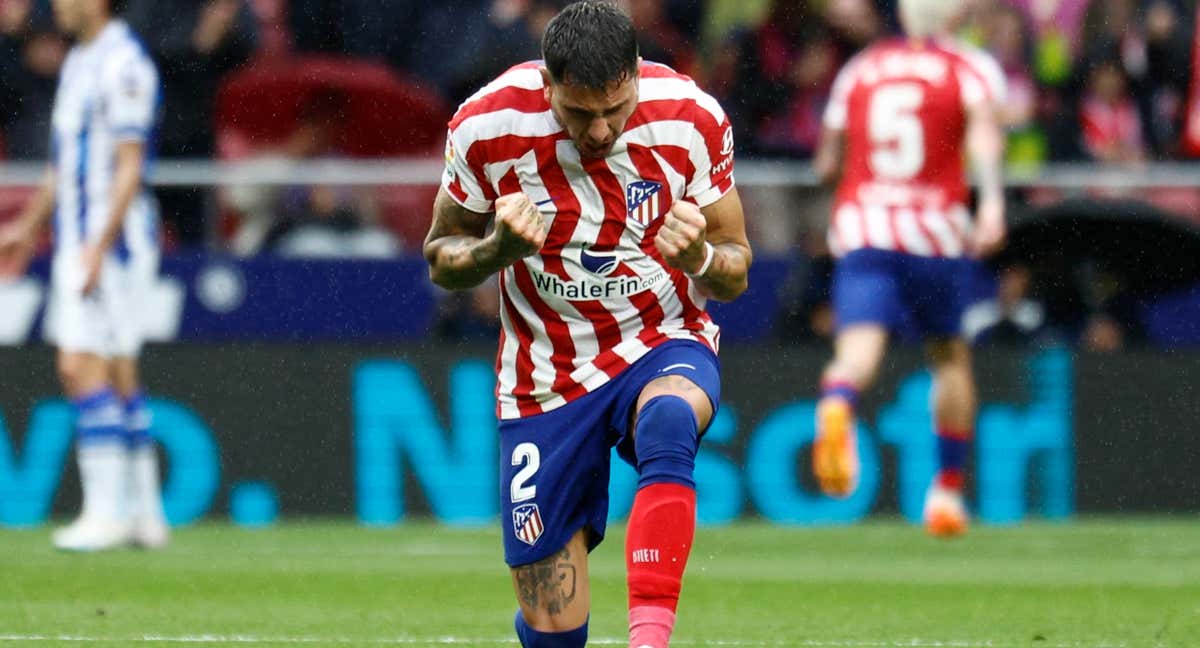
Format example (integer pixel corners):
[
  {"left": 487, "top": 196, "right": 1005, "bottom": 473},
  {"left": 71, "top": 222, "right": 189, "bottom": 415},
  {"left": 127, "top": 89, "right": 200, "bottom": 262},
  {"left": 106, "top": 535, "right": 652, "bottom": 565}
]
[
  {"left": 626, "top": 180, "right": 662, "bottom": 227},
  {"left": 512, "top": 503, "right": 544, "bottom": 546}
]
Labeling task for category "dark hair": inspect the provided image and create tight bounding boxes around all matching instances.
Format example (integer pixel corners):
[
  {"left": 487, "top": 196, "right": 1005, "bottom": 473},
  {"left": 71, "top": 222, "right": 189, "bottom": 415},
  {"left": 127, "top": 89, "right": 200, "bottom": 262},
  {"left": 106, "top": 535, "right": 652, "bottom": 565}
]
[
  {"left": 1081, "top": 39, "right": 1127, "bottom": 78},
  {"left": 110, "top": 0, "right": 129, "bottom": 15},
  {"left": 542, "top": 1, "right": 638, "bottom": 89}
]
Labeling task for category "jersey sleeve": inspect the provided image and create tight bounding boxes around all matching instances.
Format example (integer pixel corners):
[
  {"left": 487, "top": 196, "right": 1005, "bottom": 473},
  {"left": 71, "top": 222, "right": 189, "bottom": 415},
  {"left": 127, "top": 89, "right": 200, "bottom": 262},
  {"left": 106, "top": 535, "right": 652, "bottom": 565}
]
[
  {"left": 101, "top": 51, "right": 158, "bottom": 143},
  {"left": 441, "top": 126, "right": 497, "bottom": 214},
  {"left": 685, "top": 93, "right": 736, "bottom": 208},
  {"left": 957, "top": 48, "right": 1007, "bottom": 111},
  {"left": 822, "top": 56, "right": 862, "bottom": 131}
]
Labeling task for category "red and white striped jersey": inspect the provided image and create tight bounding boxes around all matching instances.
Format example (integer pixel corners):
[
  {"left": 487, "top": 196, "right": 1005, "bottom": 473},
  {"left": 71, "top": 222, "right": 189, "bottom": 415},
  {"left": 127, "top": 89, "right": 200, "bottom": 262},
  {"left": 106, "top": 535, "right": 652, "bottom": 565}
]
[
  {"left": 442, "top": 61, "right": 736, "bottom": 420},
  {"left": 823, "top": 37, "right": 1005, "bottom": 258}
]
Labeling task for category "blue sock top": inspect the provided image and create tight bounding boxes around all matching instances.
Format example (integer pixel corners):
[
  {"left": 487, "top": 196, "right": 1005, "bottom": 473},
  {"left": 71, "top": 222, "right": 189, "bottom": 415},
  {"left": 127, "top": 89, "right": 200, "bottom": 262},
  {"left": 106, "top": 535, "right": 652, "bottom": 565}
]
[
  {"left": 72, "top": 388, "right": 119, "bottom": 411},
  {"left": 514, "top": 611, "right": 589, "bottom": 648},
  {"left": 73, "top": 388, "right": 125, "bottom": 444},
  {"left": 937, "top": 434, "right": 970, "bottom": 472}
]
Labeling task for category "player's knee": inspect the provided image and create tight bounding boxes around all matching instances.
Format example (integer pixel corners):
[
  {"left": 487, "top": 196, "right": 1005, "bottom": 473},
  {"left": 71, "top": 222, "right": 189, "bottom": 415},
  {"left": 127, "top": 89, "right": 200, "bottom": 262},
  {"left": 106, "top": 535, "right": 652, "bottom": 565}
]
[
  {"left": 514, "top": 610, "right": 588, "bottom": 648},
  {"left": 56, "top": 354, "right": 102, "bottom": 397},
  {"left": 56, "top": 354, "right": 77, "bottom": 390},
  {"left": 935, "top": 362, "right": 974, "bottom": 390},
  {"left": 109, "top": 359, "right": 140, "bottom": 399},
  {"left": 927, "top": 338, "right": 970, "bottom": 367},
  {"left": 826, "top": 362, "right": 872, "bottom": 392},
  {"left": 634, "top": 395, "right": 698, "bottom": 489},
  {"left": 825, "top": 363, "right": 858, "bottom": 389}
]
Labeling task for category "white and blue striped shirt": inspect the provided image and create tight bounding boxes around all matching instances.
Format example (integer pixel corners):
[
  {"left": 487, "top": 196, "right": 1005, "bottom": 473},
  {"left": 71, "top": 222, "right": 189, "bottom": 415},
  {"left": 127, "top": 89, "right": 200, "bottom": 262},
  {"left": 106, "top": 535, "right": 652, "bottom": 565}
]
[{"left": 51, "top": 19, "right": 160, "bottom": 260}]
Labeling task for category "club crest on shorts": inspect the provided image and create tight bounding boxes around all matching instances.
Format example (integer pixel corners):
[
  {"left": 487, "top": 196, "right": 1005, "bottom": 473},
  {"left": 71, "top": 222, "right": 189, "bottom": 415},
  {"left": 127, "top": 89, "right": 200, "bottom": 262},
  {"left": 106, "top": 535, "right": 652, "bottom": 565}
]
[
  {"left": 626, "top": 180, "right": 662, "bottom": 227},
  {"left": 512, "top": 503, "right": 544, "bottom": 546}
]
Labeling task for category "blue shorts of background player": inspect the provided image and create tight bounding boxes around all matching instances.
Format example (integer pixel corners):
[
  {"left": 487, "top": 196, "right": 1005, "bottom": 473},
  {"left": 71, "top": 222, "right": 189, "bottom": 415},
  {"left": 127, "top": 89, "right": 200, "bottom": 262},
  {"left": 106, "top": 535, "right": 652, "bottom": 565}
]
[
  {"left": 499, "top": 339, "right": 720, "bottom": 568},
  {"left": 832, "top": 247, "right": 974, "bottom": 336}
]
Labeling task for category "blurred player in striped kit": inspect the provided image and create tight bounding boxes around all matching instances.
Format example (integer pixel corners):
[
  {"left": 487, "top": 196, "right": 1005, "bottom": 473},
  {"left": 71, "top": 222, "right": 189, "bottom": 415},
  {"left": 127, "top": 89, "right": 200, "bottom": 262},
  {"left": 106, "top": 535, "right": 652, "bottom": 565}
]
[
  {"left": 810, "top": 0, "right": 1007, "bottom": 536},
  {"left": 0, "top": 0, "right": 167, "bottom": 551}
]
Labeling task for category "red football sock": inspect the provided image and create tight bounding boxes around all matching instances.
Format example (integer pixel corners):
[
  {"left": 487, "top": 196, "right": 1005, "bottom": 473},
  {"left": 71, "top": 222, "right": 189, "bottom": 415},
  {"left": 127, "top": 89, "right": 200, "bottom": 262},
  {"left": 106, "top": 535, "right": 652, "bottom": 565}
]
[{"left": 626, "top": 483, "right": 696, "bottom": 647}]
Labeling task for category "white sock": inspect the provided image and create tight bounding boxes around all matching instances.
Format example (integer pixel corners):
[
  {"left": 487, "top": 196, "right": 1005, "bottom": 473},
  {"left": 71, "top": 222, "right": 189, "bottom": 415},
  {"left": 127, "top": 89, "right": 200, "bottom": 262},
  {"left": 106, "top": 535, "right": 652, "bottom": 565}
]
[
  {"left": 129, "top": 445, "right": 166, "bottom": 524},
  {"left": 78, "top": 442, "right": 129, "bottom": 523}
]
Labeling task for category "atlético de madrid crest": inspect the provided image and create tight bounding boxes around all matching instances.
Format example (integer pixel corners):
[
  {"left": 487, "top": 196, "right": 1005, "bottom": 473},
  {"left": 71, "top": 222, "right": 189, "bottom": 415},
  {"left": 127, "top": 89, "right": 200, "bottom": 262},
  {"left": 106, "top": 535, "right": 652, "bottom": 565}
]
[
  {"left": 626, "top": 180, "right": 662, "bottom": 226},
  {"left": 512, "top": 503, "right": 544, "bottom": 546}
]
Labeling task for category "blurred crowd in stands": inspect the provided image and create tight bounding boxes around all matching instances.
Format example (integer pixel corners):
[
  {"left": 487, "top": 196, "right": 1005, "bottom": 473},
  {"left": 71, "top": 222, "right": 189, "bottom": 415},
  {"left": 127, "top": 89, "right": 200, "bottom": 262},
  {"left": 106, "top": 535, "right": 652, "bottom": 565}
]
[
  {"left": 4, "top": 0, "right": 1195, "bottom": 164},
  {"left": 1, "top": 0, "right": 1198, "bottom": 350}
]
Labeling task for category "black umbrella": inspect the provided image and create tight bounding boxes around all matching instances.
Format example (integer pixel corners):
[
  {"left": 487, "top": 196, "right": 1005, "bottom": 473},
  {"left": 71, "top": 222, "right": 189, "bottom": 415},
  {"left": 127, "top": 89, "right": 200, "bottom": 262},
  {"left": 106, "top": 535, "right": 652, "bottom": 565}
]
[{"left": 1003, "top": 198, "right": 1200, "bottom": 299}]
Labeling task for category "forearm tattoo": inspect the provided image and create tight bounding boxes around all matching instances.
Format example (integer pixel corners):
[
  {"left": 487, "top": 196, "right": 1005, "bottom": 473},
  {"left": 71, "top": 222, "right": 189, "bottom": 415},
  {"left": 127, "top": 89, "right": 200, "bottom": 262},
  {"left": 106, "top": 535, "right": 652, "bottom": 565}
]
[
  {"left": 514, "top": 544, "right": 577, "bottom": 615},
  {"left": 694, "top": 242, "right": 751, "bottom": 302}
]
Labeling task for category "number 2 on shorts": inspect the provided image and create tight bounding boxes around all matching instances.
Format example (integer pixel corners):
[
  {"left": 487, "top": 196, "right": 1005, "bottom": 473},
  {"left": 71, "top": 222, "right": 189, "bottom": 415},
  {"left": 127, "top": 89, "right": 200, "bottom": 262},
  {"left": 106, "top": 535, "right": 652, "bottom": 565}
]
[{"left": 510, "top": 442, "right": 540, "bottom": 503}]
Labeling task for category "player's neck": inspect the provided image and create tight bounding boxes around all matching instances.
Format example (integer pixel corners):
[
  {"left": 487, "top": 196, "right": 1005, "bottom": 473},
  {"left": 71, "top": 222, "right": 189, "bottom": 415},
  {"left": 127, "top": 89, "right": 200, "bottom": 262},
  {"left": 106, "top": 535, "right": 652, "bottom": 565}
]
[
  {"left": 77, "top": 15, "right": 112, "bottom": 44},
  {"left": 906, "top": 33, "right": 948, "bottom": 47}
]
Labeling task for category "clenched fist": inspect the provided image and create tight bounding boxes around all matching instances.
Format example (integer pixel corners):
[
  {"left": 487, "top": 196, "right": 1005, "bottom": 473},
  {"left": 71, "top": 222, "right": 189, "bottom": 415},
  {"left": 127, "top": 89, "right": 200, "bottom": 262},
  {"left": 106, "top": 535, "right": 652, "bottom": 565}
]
[
  {"left": 655, "top": 201, "right": 709, "bottom": 275},
  {"left": 493, "top": 193, "right": 548, "bottom": 263}
]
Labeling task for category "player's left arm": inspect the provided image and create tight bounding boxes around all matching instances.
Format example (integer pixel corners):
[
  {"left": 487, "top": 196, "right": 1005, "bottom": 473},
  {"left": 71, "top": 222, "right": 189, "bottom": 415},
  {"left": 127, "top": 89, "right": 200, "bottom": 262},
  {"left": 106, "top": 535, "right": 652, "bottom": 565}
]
[
  {"left": 813, "top": 55, "right": 858, "bottom": 188},
  {"left": 83, "top": 141, "right": 146, "bottom": 294},
  {"left": 94, "top": 141, "right": 147, "bottom": 245},
  {"left": 655, "top": 189, "right": 752, "bottom": 302},
  {"left": 656, "top": 98, "right": 755, "bottom": 302},
  {"left": 82, "top": 52, "right": 158, "bottom": 295},
  {"left": 966, "top": 103, "right": 1005, "bottom": 257},
  {"left": 963, "top": 55, "right": 1008, "bottom": 258}
]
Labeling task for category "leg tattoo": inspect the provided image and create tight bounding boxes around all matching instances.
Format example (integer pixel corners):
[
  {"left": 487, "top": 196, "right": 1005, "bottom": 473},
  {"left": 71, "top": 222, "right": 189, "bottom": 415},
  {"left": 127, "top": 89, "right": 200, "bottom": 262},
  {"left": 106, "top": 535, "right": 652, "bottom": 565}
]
[{"left": 514, "top": 544, "right": 577, "bottom": 616}]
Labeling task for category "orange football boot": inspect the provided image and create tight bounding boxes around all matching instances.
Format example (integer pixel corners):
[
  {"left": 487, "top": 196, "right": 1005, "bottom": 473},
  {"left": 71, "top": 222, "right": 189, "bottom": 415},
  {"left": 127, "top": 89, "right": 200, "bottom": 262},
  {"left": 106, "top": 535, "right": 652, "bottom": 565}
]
[
  {"left": 813, "top": 398, "right": 859, "bottom": 498},
  {"left": 923, "top": 482, "right": 969, "bottom": 538}
]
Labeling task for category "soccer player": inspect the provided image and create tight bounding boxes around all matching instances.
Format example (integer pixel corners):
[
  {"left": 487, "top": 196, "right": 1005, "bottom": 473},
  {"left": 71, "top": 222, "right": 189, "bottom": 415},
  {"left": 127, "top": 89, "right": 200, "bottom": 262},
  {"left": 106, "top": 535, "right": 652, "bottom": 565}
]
[
  {"left": 423, "top": 2, "right": 751, "bottom": 646},
  {"left": 0, "top": 0, "right": 167, "bottom": 551},
  {"left": 809, "top": 0, "right": 1007, "bottom": 536}
]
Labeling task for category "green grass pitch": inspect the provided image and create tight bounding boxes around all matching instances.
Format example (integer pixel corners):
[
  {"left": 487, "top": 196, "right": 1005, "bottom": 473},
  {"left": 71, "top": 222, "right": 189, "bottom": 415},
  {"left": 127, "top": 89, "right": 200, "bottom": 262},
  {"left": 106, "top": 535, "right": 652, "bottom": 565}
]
[{"left": 2, "top": 519, "right": 1198, "bottom": 647}]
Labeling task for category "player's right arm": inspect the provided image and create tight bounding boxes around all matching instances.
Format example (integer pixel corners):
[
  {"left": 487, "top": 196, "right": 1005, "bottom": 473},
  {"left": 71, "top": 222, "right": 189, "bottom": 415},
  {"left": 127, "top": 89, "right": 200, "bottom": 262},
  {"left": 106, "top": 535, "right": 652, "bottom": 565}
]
[
  {"left": 0, "top": 167, "right": 55, "bottom": 275},
  {"left": 813, "top": 126, "right": 845, "bottom": 187},
  {"left": 814, "top": 55, "right": 860, "bottom": 187},
  {"left": 424, "top": 188, "right": 547, "bottom": 291}
]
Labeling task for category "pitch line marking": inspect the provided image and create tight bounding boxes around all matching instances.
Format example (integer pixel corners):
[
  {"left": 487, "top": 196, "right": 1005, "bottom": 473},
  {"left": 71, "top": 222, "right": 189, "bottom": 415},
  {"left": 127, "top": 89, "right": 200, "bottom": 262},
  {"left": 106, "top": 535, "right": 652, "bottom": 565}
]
[{"left": 0, "top": 634, "right": 1135, "bottom": 647}]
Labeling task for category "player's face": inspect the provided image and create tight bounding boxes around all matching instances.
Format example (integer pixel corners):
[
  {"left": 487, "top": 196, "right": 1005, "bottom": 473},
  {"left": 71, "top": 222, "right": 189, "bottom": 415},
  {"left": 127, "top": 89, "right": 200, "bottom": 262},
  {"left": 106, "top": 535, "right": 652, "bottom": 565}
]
[
  {"left": 50, "top": 0, "right": 86, "bottom": 35},
  {"left": 544, "top": 70, "right": 639, "bottom": 159}
]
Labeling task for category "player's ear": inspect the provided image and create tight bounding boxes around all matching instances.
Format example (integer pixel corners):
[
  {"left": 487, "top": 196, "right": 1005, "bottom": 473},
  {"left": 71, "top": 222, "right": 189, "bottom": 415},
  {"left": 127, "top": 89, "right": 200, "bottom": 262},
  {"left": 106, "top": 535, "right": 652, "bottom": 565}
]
[{"left": 540, "top": 67, "right": 553, "bottom": 104}]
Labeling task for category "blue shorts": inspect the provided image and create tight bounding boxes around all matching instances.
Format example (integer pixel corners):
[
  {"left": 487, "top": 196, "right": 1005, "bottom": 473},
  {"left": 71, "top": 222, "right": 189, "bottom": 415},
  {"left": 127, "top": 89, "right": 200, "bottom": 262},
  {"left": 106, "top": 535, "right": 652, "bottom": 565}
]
[
  {"left": 498, "top": 340, "right": 720, "bottom": 567},
  {"left": 833, "top": 248, "right": 972, "bottom": 338}
]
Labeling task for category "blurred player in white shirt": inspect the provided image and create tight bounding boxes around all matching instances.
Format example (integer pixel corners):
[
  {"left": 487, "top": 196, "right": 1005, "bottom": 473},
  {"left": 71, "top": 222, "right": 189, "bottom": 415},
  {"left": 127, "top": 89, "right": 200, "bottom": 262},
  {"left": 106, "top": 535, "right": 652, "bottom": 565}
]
[{"left": 0, "top": 0, "right": 167, "bottom": 551}]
